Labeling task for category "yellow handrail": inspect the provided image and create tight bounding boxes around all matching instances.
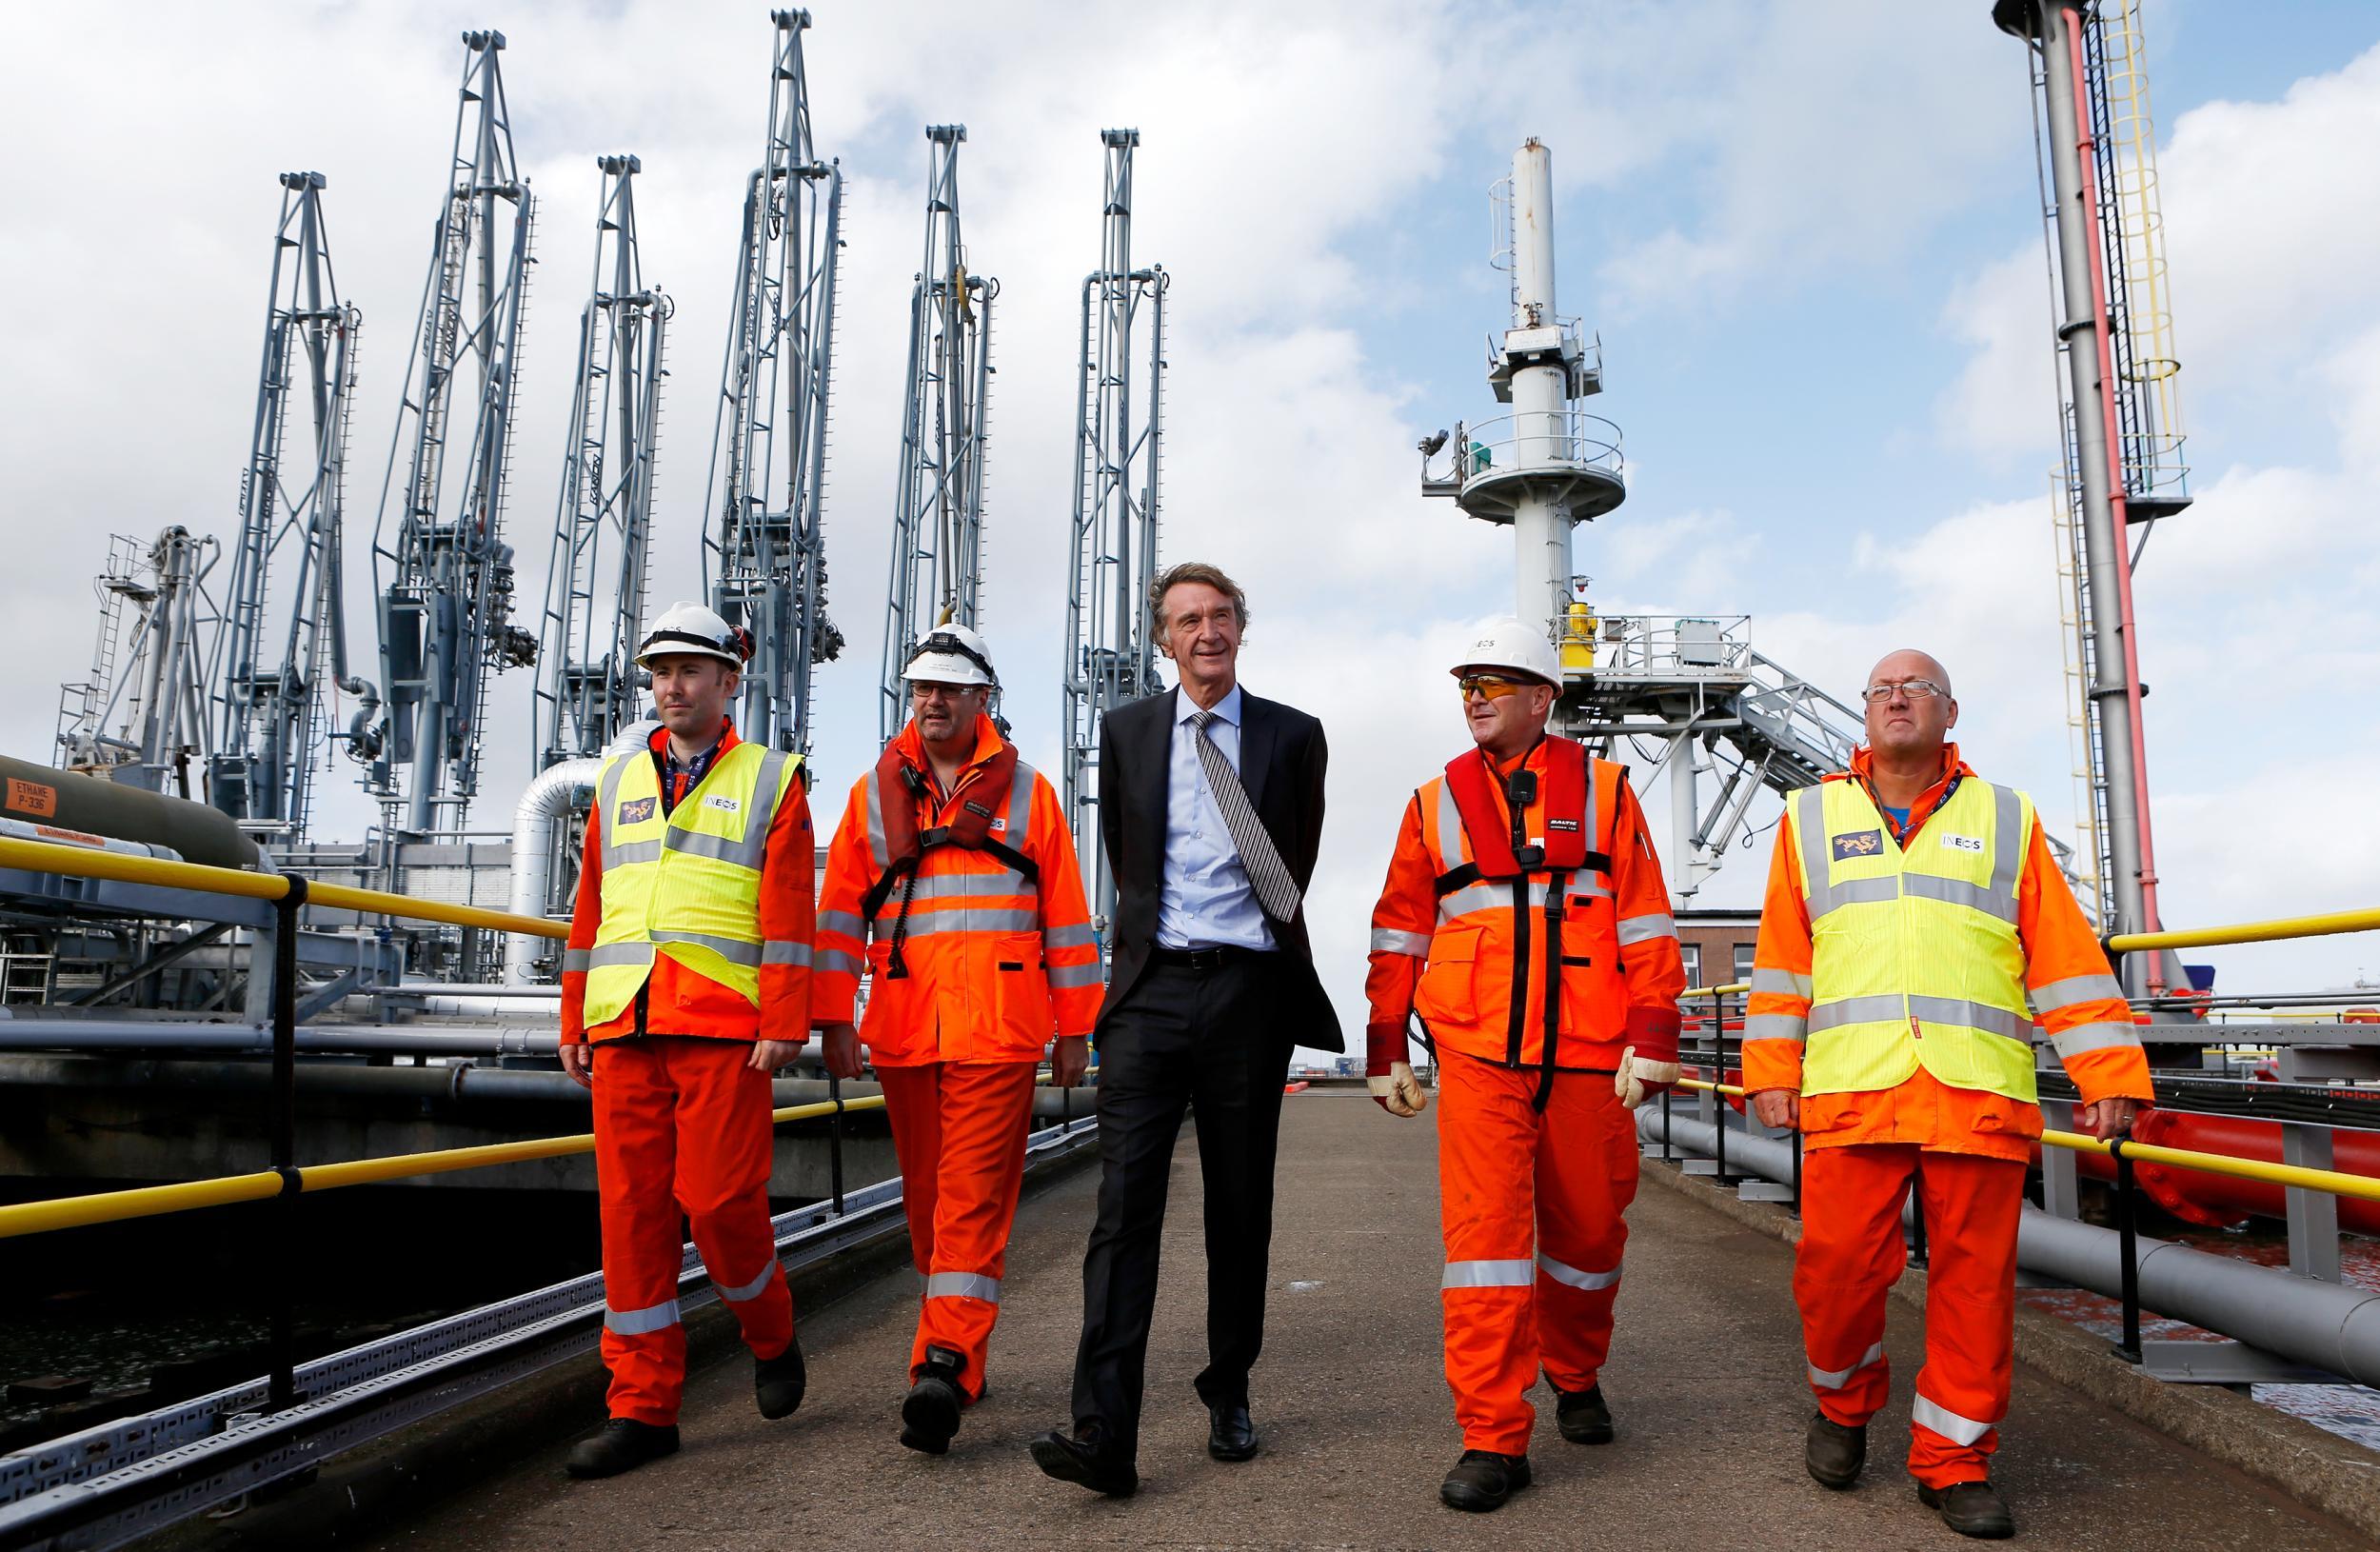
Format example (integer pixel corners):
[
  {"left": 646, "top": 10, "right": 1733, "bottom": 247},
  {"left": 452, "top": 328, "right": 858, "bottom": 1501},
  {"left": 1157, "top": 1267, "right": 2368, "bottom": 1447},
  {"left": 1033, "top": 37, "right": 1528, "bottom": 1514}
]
[
  {"left": 2107, "top": 905, "right": 2380, "bottom": 953},
  {"left": 1686, "top": 983, "right": 1750, "bottom": 998},
  {"left": 0, "top": 835, "right": 565, "bottom": 939},
  {"left": 0, "top": 1095, "right": 888, "bottom": 1241},
  {"left": 1668, "top": 1077, "right": 2380, "bottom": 1206}
]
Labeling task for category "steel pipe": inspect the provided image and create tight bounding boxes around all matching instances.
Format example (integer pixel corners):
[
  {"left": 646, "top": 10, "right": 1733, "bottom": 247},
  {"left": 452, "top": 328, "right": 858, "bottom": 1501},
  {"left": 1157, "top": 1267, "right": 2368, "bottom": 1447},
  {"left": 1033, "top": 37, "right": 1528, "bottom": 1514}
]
[
  {"left": 506, "top": 757, "right": 601, "bottom": 985},
  {"left": 1637, "top": 1107, "right": 2380, "bottom": 1388}
]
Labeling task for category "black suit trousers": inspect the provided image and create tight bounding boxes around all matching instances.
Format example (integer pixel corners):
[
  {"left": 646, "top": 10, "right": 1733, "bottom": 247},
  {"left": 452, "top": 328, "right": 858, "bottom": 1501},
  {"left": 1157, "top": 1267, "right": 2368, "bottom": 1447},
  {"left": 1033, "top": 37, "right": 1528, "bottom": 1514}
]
[{"left": 1070, "top": 955, "right": 1293, "bottom": 1455}]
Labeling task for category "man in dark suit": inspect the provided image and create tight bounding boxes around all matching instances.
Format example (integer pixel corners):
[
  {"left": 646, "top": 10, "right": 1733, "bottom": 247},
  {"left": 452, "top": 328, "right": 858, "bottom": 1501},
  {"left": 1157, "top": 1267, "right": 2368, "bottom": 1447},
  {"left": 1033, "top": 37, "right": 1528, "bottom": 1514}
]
[{"left": 1031, "top": 561, "right": 1339, "bottom": 1498}]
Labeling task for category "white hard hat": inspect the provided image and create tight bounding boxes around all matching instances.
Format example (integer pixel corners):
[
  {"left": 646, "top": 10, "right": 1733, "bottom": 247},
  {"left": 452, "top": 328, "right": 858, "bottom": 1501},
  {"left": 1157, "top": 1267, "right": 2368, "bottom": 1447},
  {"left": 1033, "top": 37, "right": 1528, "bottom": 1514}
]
[
  {"left": 904, "top": 623, "right": 998, "bottom": 688},
  {"left": 1451, "top": 617, "right": 1562, "bottom": 688},
  {"left": 636, "top": 601, "right": 747, "bottom": 667}
]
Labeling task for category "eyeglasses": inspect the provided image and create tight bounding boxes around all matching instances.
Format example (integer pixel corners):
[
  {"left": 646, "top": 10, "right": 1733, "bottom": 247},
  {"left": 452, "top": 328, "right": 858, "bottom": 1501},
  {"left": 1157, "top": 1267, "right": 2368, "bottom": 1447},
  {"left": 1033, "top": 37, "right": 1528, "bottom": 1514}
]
[
  {"left": 1859, "top": 679, "right": 1948, "bottom": 703},
  {"left": 909, "top": 682, "right": 980, "bottom": 701},
  {"left": 1457, "top": 674, "right": 1531, "bottom": 702}
]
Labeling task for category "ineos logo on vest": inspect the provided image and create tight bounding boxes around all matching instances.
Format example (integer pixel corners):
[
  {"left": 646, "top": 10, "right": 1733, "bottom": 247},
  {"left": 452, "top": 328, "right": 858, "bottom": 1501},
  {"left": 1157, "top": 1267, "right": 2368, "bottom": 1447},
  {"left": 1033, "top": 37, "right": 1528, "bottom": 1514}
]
[
  {"left": 617, "top": 797, "right": 657, "bottom": 826},
  {"left": 1941, "top": 833, "right": 1985, "bottom": 854},
  {"left": 704, "top": 794, "right": 741, "bottom": 814},
  {"left": 1832, "top": 830, "right": 1883, "bottom": 861}
]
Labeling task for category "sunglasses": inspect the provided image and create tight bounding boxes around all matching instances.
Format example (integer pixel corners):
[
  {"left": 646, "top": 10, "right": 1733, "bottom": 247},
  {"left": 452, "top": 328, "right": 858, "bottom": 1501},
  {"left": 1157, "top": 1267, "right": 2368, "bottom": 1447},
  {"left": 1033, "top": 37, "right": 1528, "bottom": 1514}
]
[{"left": 1457, "top": 674, "right": 1532, "bottom": 702}]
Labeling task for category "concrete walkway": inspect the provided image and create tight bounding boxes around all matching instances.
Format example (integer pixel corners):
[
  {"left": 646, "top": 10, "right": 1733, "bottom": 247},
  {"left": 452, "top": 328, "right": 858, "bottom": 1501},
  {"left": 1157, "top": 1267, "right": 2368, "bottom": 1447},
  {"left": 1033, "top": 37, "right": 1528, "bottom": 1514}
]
[{"left": 362, "top": 1093, "right": 2364, "bottom": 1551}]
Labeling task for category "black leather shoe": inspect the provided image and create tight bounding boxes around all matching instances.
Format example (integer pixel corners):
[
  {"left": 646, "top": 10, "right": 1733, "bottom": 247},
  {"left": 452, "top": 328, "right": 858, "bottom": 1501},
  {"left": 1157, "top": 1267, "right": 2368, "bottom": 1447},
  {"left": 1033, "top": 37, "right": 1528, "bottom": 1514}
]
[
  {"left": 1917, "top": 1480, "right": 2015, "bottom": 1539},
  {"left": 1439, "top": 1449, "right": 1531, "bottom": 1513},
  {"left": 1805, "top": 1412, "right": 1866, "bottom": 1490},
  {"left": 1207, "top": 1400, "right": 1259, "bottom": 1462},
  {"left": 1029, "top": 1429, "right": 1139, "bottom": 1497},
  {"left": 565, "top": 1418, "right": 681, "bottom": 1480},
  {"left": 755, "top": 1335, "right": 806, "bottom": 1420},
  {"left": 1553, "top": 1382, "right": 1614, "bottom": 1444},
  {"left": 900, "top": 1347, "right": 966, "bottom": 1455}
]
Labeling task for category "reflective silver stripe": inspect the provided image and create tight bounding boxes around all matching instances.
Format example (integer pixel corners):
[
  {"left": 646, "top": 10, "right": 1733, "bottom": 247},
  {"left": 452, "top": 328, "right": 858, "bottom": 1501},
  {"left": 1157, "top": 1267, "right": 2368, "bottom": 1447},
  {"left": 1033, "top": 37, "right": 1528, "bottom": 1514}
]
[
  {"left": 1751, "top": 968, "right": 1813, "bottom": 1000},
  {"left": 1743, "top": 1013, "right": 1809, "bottom": 1045},
  {"left": 1372, "top": 927, "right": 1431, "bottom": 957},
  {"left": 1537, "top": 1252, "right": 1622, "bottom": 1291},
  {"left": 1807, "top": 1340, "right": 1886, "bottom": 1390},
  {"left": 604, "top": 1298, "right": 681, "bottom": 1336},
  {"left": 651, "top": 930, "right": 764, "bottom": 967},
  {"left": 1005, "top": 760, "right": 1038, "bottom": 841},
  {"left": 1616, "top": 912, "right": 1676, "bottom": 945},
  {"left": 664, "top": 826, "right": 768, "bottom": 869},
  {"left": 924, "top": 1271, "right": 1001, "bottom": 1303},
  {"left": 1912, "top": 1393, "right": 1995, "bottom": 1446},
  {"left": 818, "top": 910, "right": 866, "bottom": 940},
  {"left": 814, "top": 948, "right": 862, "bottom": 977},
  {"left": 2031, "top": 973, "right": 2125, "bottom": 1015},
  {"left": 586, "top": 942, "right": 655, "bottom": 969},
  {"left": 1795, "top": 786, "right": 1829, "bottom": 903},
  {"left": 1806, "top": 994, "right": 1907, "bottom": 1033},
  {"left": 1987, "top": 783, "right": 2025, "bottom": 905},
  {"left": 1439, "top": 878, "right": 1549, "bottom": 923},
  {"left": 762, "top": 940, "right": 812, "bottom": 967},
  {"left": 596, "top": 756, "right": 630, "bottom": 865},
  {"left": 1048, "top": 961, "right": 1103, "bottom": 989},
  {"left": 1440, "top": 1258, "right": 1536, "bottom": 1289},
  {"left": 1568, "top": 874, "right": 1612, "bottom": 900},
  {"left": 1043, "top": 923, "right": 1099, "bottom": 950},
  {"left": 909, "top": 871, "right": 1032, "bottom": 901},
  {"left": 1902, "top": 871, "right": 2018, "bottom": 924},
  {"left": 1907, "top": 995, "right": 2027, "bottom": 1042},
  {"left": 562, "top": 948, "right": 592, "bottom": 973},
  {"left": 2052, "top": 1021, "right": 2143, "bottom": 1058},
  {"left": 605, "top": 838, "right": 664, "bottom": 866},
  {"left": 1432, "top": 778, "right": 1464, "bottom": 876},
  {"left": 863, "top": 762, "right": 890, "bottom": 869},
  {"left": 716, "top": 1261, "right": 779, "bottom": 1303},
  {"left": 897, "top": 907, "right": 1041, "bottom": 939}
]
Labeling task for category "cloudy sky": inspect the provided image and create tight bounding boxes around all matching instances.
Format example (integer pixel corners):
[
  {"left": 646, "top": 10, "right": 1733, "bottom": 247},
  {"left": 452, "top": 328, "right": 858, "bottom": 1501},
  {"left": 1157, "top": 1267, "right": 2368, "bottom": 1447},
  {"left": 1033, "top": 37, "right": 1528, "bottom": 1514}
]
[{"left": 6, "top": 0, "right": 2378, "bottom": 1039}]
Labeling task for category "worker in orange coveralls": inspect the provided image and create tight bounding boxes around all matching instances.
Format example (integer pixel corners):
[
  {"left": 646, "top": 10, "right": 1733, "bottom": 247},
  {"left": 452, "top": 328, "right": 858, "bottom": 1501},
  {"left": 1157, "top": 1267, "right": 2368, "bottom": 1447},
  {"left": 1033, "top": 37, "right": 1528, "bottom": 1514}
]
[
  {"left": 1365, "top": 618, "right": 1685, "bottom": 1515},
  {"left": 1745, "top": 647, "right": 2152, "bottom": 1539},
  {"left": 557, "top": 601, "right": 814, "bottom": 1480},
  {"left": 813, "top": 624, "right": 1101, "bottom": 1455}
]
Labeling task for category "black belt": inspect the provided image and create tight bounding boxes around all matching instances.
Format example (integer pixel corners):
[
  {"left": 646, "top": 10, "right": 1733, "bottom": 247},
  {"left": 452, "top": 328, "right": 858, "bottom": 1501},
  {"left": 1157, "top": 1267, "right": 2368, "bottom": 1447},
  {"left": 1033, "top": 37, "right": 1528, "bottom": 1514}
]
[{"left": 1150, "top": 945, "right": 1273, "bottom": 973}]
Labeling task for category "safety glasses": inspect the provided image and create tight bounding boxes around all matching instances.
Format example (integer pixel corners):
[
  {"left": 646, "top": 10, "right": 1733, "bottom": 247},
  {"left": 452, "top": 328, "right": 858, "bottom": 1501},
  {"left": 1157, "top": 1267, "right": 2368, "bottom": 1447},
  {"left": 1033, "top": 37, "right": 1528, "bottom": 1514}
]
[{"left": 1457, "top": 674, "right": 1530, "bottom": 702}]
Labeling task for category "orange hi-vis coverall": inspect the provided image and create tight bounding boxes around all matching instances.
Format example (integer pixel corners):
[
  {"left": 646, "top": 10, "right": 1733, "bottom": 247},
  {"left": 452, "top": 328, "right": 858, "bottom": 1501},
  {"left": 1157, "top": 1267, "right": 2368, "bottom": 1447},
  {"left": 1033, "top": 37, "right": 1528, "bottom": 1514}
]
[
  {"left": 561, "top": 722, "right": 814, "bottom": 1427},
  {"left": 813, "top": 714, "right": 1101, "bottom": 1399},
  {"left": 1367, "top": 736, "right": 1685, "bottom": 1455},
  {"left": 1743, "top": 744, "right": 2152, "bottom": 1489}
]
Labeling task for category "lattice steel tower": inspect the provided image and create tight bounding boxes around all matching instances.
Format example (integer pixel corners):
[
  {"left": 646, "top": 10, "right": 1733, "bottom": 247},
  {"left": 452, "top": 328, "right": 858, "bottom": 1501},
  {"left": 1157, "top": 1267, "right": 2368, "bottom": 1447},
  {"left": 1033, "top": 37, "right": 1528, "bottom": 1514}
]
[
  {"left": 205, "top": 172, "right": 373, "bottom": 836},
  {"left": 534, "top": 155, "right": 670, "bottom": 768},
  {"left": 880, "top": 124, "right": 998, "bottom": 743},
  {"left": 1061, "top": 129, "right": 1168, "bottom": 923},
  {"left": 702, "top": 8, "right": 844, "bottom": 756},
  {"left": 367, "top": 29, "right": 539, "bottom": 835}
]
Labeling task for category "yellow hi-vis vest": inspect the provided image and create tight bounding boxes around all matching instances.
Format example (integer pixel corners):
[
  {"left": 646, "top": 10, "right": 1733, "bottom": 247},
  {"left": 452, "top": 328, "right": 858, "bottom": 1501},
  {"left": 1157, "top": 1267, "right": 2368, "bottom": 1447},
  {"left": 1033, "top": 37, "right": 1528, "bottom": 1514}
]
[
  {"left": 583, "top": 742, "right": 804, "bottom": 1029},
  {"left": 1785, "top": 775, "right": 2038, "bottom": 1104}
]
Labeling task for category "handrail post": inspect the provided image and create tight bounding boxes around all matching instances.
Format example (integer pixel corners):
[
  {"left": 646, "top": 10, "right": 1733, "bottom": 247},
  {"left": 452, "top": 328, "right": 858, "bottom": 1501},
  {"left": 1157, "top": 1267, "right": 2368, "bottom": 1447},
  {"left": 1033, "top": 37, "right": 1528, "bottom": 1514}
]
[
  {"left": 2112, "top": 1138, "right": 2144, "bottom": 1363},
  {"left": 1659, "top": 1084, "right": 1674, "bottom": 1163},
  {"left": 267, "top": 877, "right": 307, "bottom": 1411},
  {"left": 826, "top": 1073, "right": 845, "bottom": 1217},
  {"left": 1710, "top": 987, "right": 1730, "bottom": 1185}
]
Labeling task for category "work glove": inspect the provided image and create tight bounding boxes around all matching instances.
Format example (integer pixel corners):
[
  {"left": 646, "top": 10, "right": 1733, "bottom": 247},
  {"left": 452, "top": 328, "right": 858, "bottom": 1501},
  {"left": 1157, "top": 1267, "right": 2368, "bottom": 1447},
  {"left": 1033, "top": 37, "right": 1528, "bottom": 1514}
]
[
  {"left": 1369, "top": 1062, "right": 1428, "bottom": 1118},
  {"left": 1366, "top": 1020, "right": 1428, "bottom": 1118},
  {"left": 1613, "top": 1044, "right": 1681, "bottom": 1108}
]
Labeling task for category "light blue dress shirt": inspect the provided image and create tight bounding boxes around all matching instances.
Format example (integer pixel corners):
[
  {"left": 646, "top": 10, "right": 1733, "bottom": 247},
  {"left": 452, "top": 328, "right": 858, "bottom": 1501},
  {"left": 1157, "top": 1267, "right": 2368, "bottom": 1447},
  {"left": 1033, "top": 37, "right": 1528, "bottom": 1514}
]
[{"left": 1155, "top": 685, "right": 1277, "bottom": 952}]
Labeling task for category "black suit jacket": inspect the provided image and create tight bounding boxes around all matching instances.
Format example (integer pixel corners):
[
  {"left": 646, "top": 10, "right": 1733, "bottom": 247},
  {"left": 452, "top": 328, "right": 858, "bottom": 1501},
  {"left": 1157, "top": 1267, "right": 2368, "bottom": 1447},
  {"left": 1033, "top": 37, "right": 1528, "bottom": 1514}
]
[{"left": 1096, "top": 686, "right": 1343, "bottom": 1053}]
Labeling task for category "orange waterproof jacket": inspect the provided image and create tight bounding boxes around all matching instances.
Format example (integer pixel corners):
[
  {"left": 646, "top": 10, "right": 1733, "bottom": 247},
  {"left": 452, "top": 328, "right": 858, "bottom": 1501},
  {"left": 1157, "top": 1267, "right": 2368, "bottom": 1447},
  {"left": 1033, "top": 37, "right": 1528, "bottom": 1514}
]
[
  {"left": 1366, "top": 737, "right": 1684, "bottom": 1074},
  {"left": 560, "top": 722, "right": 815, "bottom": 1046},
  {"left": 1742, "top": 744, "right": 2153, "bottom": 1159},
  {"left": 812, "top": 715, "right": 1101, "bottom": 1065}
]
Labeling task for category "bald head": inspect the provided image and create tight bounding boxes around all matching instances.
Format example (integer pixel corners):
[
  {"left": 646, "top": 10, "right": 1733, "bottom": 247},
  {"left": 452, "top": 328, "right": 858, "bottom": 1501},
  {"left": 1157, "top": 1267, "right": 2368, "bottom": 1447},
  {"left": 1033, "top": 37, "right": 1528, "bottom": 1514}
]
[
  {"left": 1861, "top": 647, "right": 1958, "bottom": 760},
  {"left": 1867, "top": 648, "right": 1952, "bottom": 697}
]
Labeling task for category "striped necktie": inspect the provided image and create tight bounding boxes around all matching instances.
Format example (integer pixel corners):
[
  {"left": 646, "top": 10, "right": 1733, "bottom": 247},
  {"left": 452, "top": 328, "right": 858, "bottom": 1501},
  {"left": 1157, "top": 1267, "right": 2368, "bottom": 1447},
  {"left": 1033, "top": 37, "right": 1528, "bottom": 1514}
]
[{"left": 1188, "top": 710, "right": 1301, "bottom": 923}]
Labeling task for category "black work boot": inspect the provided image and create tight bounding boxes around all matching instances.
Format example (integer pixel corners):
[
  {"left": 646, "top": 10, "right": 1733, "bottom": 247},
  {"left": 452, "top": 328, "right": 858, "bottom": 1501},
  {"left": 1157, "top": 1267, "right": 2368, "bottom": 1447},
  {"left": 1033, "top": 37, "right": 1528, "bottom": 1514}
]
[
  {"left": 755, "top": 1333, "right": 806, "bottom": 1420},
  {"left": 565, "top": 1418, "right": 681, "bottom": 1480},
  {"left": 1553, "top": 1382, "right": 1614, "bottom": 1444},
  {"left": 1439, "top": 1448, "right": 1532, "bottom": 1513},
  {"left": 1805, "top": 1411, "right": 1867, "bottom": 1490},
  {"left": 900, "top": 1345, "right": 967, "bottom": 1455},
  {"left": 1917, "top": 1480, "right": 2015, "bottom": 1539}
]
